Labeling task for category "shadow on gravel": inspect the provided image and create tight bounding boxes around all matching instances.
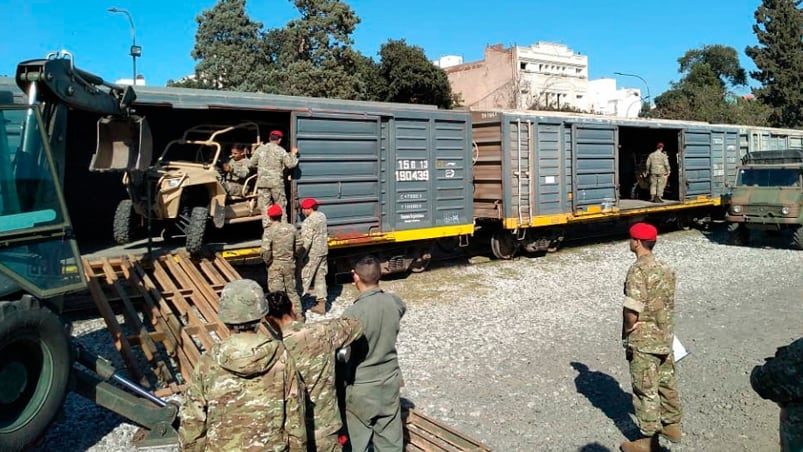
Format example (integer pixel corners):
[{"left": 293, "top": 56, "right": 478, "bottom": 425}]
[
  {"left": 701, "top": 222, "right": 799, "bottom": 250},
  {"left": 579, "top": 442, "right": 612, "bottom": 452},
  {"left": 570, "top": 362, "right": 640, "bottom": 441}
]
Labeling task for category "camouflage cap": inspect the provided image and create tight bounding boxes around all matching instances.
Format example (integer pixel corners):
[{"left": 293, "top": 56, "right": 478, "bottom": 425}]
[{"left": 218, "top": 279, "right": 268, "bottom": 324}]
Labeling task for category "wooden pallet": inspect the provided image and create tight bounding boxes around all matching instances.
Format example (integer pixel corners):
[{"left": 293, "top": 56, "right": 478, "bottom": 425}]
[{"left": 404, "top": 407, "right": 491, "bottom": 451}]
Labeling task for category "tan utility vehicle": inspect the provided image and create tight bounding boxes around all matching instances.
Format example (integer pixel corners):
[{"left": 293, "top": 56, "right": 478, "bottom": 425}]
[{"left": 114, "top": 122, "right": 267, "bottom": 253}]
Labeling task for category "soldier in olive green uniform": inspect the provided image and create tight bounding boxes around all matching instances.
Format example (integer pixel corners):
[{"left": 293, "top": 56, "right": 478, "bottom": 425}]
[
  {"left": 645, "top": 142, "right": 671, "bottom": 203},
  {"left": 342, "top": 255, "right": 407, "bottom": 452},
  {"left": 179, "top": 279, "right": 306, "bottom": 452},
  {"left": 262, "top": 204, "right": 303, "bottom": 319},
  {"left": 751, "top": 337, "right": 803, "bottom": 452},
  {"left": 299, "top": 198, "right": 329, "bottom": 315},
  {"left": 265, "top": 291, "right": 364, "bottom": 452},
  {"left": 221, "top": 143, "right": 252, "bottom": 198},
  {"left": 620, "top": 223, "right": 682, "bottom": 452},
  {"left": 249, "top": 130, "right": 298, "bottom": 226}
]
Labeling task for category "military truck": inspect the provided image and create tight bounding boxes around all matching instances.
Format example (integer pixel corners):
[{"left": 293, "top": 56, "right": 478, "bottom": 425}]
[
  {"left": 725, "top": 149, "right": 803, "bottom": 248},
  {"left": 1, "top": 52, "right": 178, "bottom": 451}
]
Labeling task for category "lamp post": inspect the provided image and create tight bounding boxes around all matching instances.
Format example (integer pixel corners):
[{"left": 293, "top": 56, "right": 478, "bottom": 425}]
[
  {"left": 614, "top": 71, "right": 651, "bottom": 107},
  {"left": 108, "top": 7, "right": 141, "bottom": 85}
]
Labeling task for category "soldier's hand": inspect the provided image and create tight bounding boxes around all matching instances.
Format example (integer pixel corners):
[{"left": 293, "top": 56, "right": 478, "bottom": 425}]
[{"left": 291, "top": 146, "right": 298, "bottom": 154}]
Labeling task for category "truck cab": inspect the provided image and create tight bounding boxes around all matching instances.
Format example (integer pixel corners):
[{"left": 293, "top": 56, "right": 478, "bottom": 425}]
[{"left": 726, "top": 149, "right": 803, "bottom": 248}]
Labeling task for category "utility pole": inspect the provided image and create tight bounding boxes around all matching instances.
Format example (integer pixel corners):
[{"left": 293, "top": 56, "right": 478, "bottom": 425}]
[
  {"left": 614, "top": 71, "right": 651, "bottom": 106},
  {"left": 108, "top": 7, "right": 141, "bottom": 85}
]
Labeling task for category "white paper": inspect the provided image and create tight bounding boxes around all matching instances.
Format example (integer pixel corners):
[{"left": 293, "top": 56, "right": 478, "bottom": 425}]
[{"left": 673, "top": 335, "right": 689, "bottom": 362}]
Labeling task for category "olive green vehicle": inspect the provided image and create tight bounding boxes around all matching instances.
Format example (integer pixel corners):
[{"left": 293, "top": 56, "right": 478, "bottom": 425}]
[
  {"left": 726, "top": 149, "right": 803, "bottom": 248},
  {"left": 1, "top": 53, "right": 177, "bottom": 451},
  {"left": 112, "top": 123, "right": 265, "bottom": 254}
]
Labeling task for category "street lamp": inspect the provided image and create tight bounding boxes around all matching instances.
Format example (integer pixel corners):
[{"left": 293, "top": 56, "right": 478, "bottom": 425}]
[
  {"left": 108, "top": 7, "right": 141, "bottom": 85},
  {"left": 614, "top": 71, "right": 651, "bottom": 106}
]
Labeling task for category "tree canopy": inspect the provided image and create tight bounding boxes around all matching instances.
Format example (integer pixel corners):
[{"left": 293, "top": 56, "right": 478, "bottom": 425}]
[{"left": 745, "top": 0, "right": 803, "bottom": 128}]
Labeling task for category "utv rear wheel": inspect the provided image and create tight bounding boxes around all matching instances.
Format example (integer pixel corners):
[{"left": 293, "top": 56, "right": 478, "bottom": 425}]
[
  {"left": 185, "top": 206, "right": 209, "bottom": 254},
  {"left": 792, "top": 226, "right": 803, "bottom": 250},
  {"left": 113, "top": 199, "right": 141, "bottom": 245},
  {"left": 0, "top": 297, "right": 71, "bottom": 452}
]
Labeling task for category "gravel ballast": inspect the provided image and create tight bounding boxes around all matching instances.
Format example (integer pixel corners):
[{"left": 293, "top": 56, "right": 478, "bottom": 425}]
[{"left": 33, "top": 226, "right": 803, "bottom": 451}]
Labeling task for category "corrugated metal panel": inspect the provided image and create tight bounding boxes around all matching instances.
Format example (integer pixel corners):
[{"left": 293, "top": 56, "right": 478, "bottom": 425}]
[
  {"left": 682, "top": 129, "right": 713, "bottom": 198},
  {"left": 470, "top": 114, "right": 504, "bottom": 219},
  {"left": 293, "top": 112, "right": 382, "bottom": 237},
  {"left": 534, "top": 119, "right": 565, "bottom": 214},
  {"left": 571, "top": 123, "right": 616, "bottom": 210}
]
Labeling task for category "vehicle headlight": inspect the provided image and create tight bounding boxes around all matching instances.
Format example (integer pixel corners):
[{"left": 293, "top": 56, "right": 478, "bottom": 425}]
[
  {"left": 731, "top": 205, "right": 742, "bottom": 214},
  {"left": 164, "top": 178, "right": 182, "bottom": 189},
  {"left": 781, "top": 207, "right": 790, "bottom": 216}
]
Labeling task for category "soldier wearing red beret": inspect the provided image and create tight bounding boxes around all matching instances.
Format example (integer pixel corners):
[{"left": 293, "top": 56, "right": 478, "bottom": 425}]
[
  {"left": 261, "top": 204, "right": 303, "bottom": 319},
  {"left": 298, "top": 198, "right": 329, "bottom": 315},
  {"left": 248, "top": 129, "right": 298, "bottom": 227},
  {"left": 620, "top": 222, "right": 682, "bottom": 451}
]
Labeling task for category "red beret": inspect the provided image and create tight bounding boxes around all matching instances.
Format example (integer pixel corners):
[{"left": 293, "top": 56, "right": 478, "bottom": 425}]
[
  {"left": 630, "top": 222, "right": 658, "bottom": 241},
  {"left": 657, "top": 142, "right": 664, "bottom": 149},
  {"left": 269, "top": 130, "right": 283, "bottom": 138},
  {"left": 267, "top": 204, "right": 282, "bottom": 217},
  {"left": 300, "top": 198, "right": 318, "bottom": 209}
]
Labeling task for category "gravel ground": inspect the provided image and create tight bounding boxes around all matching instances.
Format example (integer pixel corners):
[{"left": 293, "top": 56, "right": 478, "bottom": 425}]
[{"left": 32, "top": 225, "right": 802, "bottom": 451}]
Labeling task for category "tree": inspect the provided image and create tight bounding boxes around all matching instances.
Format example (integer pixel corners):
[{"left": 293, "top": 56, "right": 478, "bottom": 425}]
[
  {"left": 650, "top": 45, "right": 753, "bottom": 123},
  {"left": 377, "top": 39, "right": 455, "bottom": 108},
  {"left": 745, "top": 0, "right": 803, "bottom": 128},
  {"left": 169, "top": 0, "right": 268, "bottom": 91}
]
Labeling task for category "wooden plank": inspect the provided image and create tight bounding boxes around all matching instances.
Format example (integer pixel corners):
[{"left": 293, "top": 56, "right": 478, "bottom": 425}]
[
  {"left": 212, "top": 252, "right": 243, "bottom": 282},
  {"left": 407, "top": 409, "right": 491, "bottom": 451}
]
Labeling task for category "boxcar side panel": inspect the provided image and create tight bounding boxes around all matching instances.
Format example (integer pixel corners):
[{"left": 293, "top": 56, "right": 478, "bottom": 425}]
[
  {"left": 570, "top": 123, "right": 617, "bottom": 211},
  {"left": 682, "top": 128, "right": 713, "bottom": 199},
  {"left": 534, "top": 119, "right": 566, "bottom": 215}
]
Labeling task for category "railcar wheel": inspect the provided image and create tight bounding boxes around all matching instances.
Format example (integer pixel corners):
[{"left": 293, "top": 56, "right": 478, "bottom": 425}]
[
  {"left": 185, "top": 206, "right": 209, "bottom": 254},
  {"left": 490, "top": 231, "right": 517, "bottom": 260},
  {"left": 0, "top": 297, "right": 71, "bottom": 452}
]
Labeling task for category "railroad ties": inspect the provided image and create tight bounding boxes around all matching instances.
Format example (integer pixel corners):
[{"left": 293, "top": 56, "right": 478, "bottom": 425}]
[{"left": 82, "top": 250, "right": 490, "bottom": 451}]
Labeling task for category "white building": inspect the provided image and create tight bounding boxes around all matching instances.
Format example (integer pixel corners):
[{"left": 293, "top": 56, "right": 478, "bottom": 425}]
[
  {"left": 588, "top": 78, "right": 643, "bottom": 117},
  {"left": 433, "top": 55, "right": 464, "bottom": 69}
]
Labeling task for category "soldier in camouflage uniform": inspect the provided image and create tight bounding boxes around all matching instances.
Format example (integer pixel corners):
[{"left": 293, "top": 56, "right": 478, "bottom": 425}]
[
  {"left": 262, "top": 204, "right": 303, "bottom": 319},
  {"left": 299, "top": 198, "right": 329, "bottom": 315},
  {"left": 751, "top": 337, "right": 803, "bottom": 452},
  {"left": 342, "top": 255, "right": 407, "bottom": 452},
  {"left": 265, "top": 291, "right": 364, "bottom": 452},
  {"left": 179, "top": 279, "right": 306, "bottom": 452},
  {"left": 221, "top": 143, "right": 252, "bottom": 198},
  {"left": 620, "top": 223, "right": 682, "bottom": 452},
  {"left": 249, "top": 130, "right": 298, "bottom": 226},
  {"left": 645, "top": 142, "right": 671, "bottom": 203}
]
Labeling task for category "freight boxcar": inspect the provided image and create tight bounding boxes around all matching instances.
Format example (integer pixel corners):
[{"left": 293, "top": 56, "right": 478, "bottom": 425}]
[{"left": 471, "top": 109, "right": 741, "bottom": 258}]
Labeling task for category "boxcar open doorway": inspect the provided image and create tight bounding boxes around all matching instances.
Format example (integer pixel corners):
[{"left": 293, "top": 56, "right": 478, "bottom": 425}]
[{"left": 617, "top": 126, "right": 681, "bottom": 209}]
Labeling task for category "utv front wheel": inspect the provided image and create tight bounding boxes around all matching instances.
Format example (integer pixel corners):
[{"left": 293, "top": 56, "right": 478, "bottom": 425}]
[
  {"left": 185, "top": 206, "right": 209, "bottom": 254},
  {"left": 112, "top": 199, "right": 141, "bottom": 244}
]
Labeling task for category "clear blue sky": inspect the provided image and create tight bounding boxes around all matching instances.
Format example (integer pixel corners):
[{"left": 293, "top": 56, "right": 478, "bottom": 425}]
[{"left": 0, "top": 0, "right": 764, "bottom": 97}]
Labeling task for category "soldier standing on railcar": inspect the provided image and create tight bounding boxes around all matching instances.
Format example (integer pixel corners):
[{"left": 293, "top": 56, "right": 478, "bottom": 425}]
[
  {"left": 262, "top": 204, "right": 304, "bottom": 320},
  {"left": 620, "top": 223, "right": 682, "bottom": 452},
  {"left": 249, "top": 130, "right": 298, "bottom": 226},
  {"left": 751, "top": 337, "right": 803, "bottom": 452},
  {"left": 646, "top": 143, "right": 671, "bottom": 203},
  {"left": 299, "top": 198, "right": 329, "bottom": 315}
]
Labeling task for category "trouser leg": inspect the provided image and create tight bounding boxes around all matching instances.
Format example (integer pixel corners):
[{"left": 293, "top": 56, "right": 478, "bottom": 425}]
[
  {"left": 658, "top": 353, "right": 682, "bottom": 425},
  {"left": 281, "top": 264, "right": 303, "bottom": 315},
  {"left": 657, "top": 175, "right": 668, "bottom": 199},
  {"left": 649, "top": 175, "right": 660, "bottom": 197},
  {"left": 314, "top": 257, "right": 328, "bottom": 301},
  {"left": 629, "top": 350, "right": 662, "bottom": 436}
]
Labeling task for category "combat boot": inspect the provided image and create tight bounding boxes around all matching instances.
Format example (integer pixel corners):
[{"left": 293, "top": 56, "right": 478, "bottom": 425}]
[
  {"left": 309, "top": 299, "right": 326, "bottom": 315},
  {"left": 660, "top": 423, "right": 681, "bottom": 443},
  {"left": 651, "top": 196, "right": 662, "bottom": 203},
  {"left": 620, "top": 435, "right": 659, "bottom": 452}
]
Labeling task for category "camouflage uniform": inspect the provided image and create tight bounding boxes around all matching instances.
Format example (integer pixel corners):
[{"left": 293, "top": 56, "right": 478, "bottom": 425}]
[
  {"left": 645, "top": 148, "right": 670, "bottom": 199},
  {"left": 623, "top": 254, "right": 682, "bottom": 437},
  {"left": 249, "top": 142, "right": 298, "bottom": 225},
  {"left": 222, "top": 156, "right": 252, "bottom": 198},
  {"left": 178, "top": 331, "right": 306, "bottom": 452},
  {"left": 343, "top": 288, "right": 407, "bottom": 452},
  {"left": 262, "top": 221, "right": 303, "bottom": 316},
  {"left": 299, "top": 210, "right": 329, "bottom": 303},
  {"left": 282, "top": 318, "right": 364, "bottom": 451},
  {"left": 751, "top": 337, "right": 803, "bottom": 452}
]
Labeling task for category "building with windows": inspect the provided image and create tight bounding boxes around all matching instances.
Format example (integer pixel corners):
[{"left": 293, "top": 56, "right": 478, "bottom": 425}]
[{"left": 442, "top": 42, "right": 641, "bottom": 117}]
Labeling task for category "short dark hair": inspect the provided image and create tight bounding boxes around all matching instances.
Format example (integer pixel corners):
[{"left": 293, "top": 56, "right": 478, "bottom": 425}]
[
  {"left": 232, "top": 143, "right": 247, "bottom": 151},
  {"left": 266, "top": 291, "right": 293, "bottom": 318},
  {"left": 353, "top": 255, "right": 381, "bottom": 285},
  {"left": 641, "top": 239, "right": 656, "bottom": 250}
]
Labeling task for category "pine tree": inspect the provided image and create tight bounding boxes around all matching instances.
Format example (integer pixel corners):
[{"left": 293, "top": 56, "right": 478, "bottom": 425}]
[
  {"left": 378, "top": 40, "right": 454, "bottom": 108},
  {"left": 745, "top": 0, "right": 803, "bottom": 128}
]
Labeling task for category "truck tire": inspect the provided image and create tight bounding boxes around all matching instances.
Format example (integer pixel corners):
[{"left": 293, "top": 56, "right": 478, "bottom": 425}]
[
  {"left": 185, "top": 206, "right": 209, "bottom": 255},
  {"left": 793, "top": 226, "right": 803, "bottom": 250},
  {"left": 113, "top": 199, "right": 140, "bottom": 244},
  {"left": 0, "top": 296, "right": 71, "bottom": 452},
  {"left": 728, "top": 223, "right": 749, "bottom": 246}
]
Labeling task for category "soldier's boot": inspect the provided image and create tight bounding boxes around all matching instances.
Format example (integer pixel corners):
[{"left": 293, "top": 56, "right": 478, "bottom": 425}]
[
  {"left": 651, "top": 196, "right": 662, "bottom": 203},
  {"left": 660, "top": 423, "right": 681, "bottom": 443},
  {"left": 309, "top": 298, "right": 326, "bottom": 315},
  {"left": 620, "top": 435, "right": 659, "bottom": 452}
]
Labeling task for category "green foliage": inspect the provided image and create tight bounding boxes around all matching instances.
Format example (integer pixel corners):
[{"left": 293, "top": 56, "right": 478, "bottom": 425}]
[
  {"left": 168, "top": 0, "right": 268, "bottom": 91},
  {"left": 745, "top": 0, "right": 803, "bottom": 128},
  {"left": 650, "top": 45, "right": 761, "bottom": 124},
  {"left": 377, "top": 39, "right": 454, "bottom": 108}
]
